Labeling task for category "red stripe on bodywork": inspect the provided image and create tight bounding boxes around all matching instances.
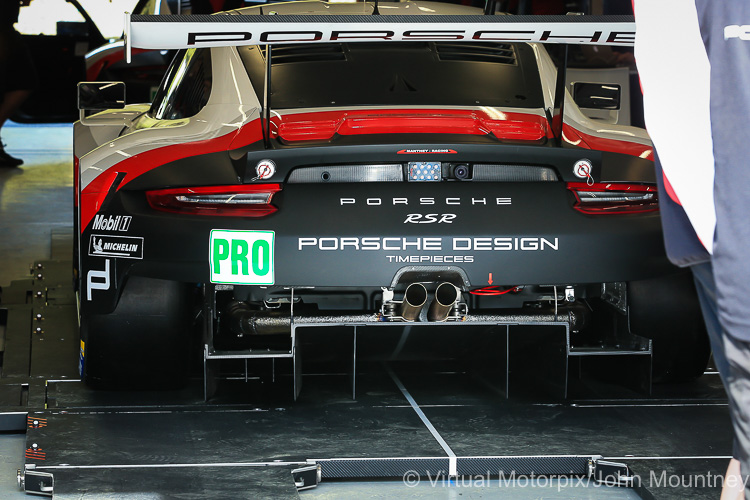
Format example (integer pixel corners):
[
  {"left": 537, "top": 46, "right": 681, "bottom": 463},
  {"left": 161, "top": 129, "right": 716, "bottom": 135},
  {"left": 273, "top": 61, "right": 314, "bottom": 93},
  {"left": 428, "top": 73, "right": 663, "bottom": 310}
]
[
  {"left": 80, "top": 170, "right": 121, "bottom": 235},
  {"left": 562, "top": 124, "right": 654, "bottom": 160},
  {"left": 80, "top": 119, "right": 263, "bottom": 232},
  {"left": 80, "top": 112, "right": 653, "bottom": 233}
]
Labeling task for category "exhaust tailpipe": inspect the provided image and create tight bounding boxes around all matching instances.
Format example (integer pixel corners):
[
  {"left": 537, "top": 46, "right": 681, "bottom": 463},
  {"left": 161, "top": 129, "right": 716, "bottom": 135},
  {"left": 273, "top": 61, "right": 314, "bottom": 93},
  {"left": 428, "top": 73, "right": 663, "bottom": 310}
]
[
  {"left": 428, "top": 283, "right": 460, "bottom": 322},
  {"left": 400, "top": 283, "right": 428, "bottom": 321}
]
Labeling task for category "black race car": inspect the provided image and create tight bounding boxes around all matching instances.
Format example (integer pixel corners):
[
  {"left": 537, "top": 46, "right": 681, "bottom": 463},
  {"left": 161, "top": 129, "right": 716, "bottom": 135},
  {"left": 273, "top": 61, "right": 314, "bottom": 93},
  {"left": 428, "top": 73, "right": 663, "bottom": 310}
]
[{"left": 74, "top": 2, "right": 709, "bottom": 391}]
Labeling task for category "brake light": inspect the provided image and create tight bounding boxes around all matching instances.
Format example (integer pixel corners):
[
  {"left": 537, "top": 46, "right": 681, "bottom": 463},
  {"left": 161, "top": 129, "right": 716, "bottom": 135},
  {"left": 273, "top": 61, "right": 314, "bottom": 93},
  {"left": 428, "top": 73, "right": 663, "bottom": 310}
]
[
  {"left": 276, "top": 111, "right": 549, "bottom": 142},
  {"left": 146, "top": 184, "right": 281, "bottom": 217},
  {"left": 567, "top": 182, "right": 658, "bottom": 214}
]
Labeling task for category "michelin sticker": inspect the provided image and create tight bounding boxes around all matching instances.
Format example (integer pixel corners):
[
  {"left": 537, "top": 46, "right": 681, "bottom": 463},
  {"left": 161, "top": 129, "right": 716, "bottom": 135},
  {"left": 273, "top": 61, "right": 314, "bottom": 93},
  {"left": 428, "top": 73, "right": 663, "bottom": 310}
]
[
  {"left": 89, "top": 235, "right": 144, "bottom": 259},
  {"left": 210, "top": 229, "right": 275, "bottom": 285}
]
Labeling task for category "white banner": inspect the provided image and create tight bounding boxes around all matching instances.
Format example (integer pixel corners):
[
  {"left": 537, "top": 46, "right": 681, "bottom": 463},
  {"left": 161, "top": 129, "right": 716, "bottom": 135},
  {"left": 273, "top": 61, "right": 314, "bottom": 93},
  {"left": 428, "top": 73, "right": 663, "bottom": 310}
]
[{"left": 127, "top": 15, "right": 635, "bottom": 54}]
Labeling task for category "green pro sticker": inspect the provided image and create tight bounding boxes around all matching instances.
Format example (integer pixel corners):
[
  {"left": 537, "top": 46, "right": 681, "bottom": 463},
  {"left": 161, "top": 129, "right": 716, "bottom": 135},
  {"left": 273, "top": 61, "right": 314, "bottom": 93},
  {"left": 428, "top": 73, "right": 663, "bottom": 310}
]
[{"left": 210, "top": 230, "right": 275, "bottom": 285}]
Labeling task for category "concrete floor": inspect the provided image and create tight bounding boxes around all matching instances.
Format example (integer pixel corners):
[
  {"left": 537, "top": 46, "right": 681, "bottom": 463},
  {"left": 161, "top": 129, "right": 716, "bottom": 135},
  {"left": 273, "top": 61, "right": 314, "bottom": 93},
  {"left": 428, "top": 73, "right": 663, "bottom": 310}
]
[
  {"left": 0, "top": 121, "right": 73, "bottom": 287},
  {"left": 1, "top": 120, "right": 73, "bottom": 499}
]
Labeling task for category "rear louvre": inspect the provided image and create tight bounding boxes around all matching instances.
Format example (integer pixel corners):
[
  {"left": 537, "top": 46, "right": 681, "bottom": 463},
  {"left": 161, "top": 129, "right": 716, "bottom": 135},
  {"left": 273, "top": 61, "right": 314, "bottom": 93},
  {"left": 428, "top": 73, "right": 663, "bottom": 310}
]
[
  {"left": 271, "top": 44, "right": 346, "bottom": 64},
  {"left": 435, "top": 42, "right": 517, "bottom": 64}
]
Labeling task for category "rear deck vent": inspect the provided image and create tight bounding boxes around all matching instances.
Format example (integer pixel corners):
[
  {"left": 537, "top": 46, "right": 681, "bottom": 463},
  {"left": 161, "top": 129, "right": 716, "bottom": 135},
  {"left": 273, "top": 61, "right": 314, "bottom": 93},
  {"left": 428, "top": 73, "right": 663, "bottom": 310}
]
[
  {"left": 435, "top": 42, "right": 516, "bottom": 65},
  {"left": 271, "top": 44, "right": 346, "bottom": 64}
]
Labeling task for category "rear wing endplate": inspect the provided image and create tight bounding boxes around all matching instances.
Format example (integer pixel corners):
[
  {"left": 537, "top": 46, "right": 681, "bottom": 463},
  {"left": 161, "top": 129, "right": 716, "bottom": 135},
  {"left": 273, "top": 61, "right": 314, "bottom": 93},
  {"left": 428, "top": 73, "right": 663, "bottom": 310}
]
[{"left": 125, "top": 14, "right": 635, "bottom": 62}]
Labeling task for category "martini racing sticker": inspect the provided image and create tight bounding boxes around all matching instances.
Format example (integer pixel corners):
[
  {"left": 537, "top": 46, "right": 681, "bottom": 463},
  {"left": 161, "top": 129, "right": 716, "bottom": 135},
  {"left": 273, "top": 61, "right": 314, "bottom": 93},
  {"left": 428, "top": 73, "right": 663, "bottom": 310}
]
[
  {"left": 210, "top": 229, "right": 275, "bottom": 285},
  {"left": 89, "top": 234, "right": 144, "bottom": 259}
]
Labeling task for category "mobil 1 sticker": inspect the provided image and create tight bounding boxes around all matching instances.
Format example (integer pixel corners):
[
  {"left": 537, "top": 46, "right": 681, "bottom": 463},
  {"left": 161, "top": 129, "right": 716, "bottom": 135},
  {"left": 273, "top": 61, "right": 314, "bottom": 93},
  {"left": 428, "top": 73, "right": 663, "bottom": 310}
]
[
  {"left": 89, "top": 234, "right": 144, "bottom": 259},
  {"left": 210, "top": 229, "right": 274, "bottom": 285}
]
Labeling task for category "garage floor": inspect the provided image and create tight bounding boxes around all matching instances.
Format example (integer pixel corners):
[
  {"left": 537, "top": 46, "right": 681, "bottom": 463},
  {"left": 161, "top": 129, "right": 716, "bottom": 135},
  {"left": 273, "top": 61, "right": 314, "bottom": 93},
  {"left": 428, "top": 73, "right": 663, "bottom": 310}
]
[{"left": 0, "top": 121, "right": 734, "bottom": 499}]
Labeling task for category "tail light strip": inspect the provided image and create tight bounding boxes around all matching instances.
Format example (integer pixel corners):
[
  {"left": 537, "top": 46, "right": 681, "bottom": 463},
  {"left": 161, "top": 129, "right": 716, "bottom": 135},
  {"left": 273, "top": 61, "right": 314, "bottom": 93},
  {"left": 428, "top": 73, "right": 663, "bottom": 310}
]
[
  {"left": 567, "top": 182, "right": 658, "bottom": 214},
  {"left": 146, "top": 184, "right": 281, "bottom": 217}
]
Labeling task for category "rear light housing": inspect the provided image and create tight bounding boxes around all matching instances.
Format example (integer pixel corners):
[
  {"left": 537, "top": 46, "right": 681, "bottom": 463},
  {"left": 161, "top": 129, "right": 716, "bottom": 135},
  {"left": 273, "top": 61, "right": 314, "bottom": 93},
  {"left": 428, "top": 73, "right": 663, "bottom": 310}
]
[
  {"left": 567, "top": 182, "right": 658, "bottom": 214},
  {"left": 146, "top": 184, "right": 281, "bottom": 217}
]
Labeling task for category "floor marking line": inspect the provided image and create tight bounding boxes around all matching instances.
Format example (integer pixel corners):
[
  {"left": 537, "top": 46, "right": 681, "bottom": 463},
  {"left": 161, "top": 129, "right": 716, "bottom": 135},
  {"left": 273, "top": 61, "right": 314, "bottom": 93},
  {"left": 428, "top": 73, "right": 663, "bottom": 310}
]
[
  {"left": 384, "top": 364, "right": 457, "bottom": 477},
  {"left": 572, "top": 403, "right": 728, "bottom": 408},
  {"left": 603, "top": 456, "right": 732, "bottom": 461},
  {"left": 32, "top": 462, "right": 308, "bottom": 470}
]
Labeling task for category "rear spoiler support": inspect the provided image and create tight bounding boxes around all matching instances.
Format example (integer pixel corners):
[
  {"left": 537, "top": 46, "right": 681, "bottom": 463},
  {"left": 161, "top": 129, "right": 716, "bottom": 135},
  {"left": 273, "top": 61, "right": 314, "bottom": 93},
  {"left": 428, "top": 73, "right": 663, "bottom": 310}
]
[
  {"left": 263, "top": 45, "right": 272, "bottom": 149},
  {"left": 553, "top": 44, "right": 569, "bottom": 146},
  {"left": 484, "top": 0, "right": 498, "bottom": 15}
]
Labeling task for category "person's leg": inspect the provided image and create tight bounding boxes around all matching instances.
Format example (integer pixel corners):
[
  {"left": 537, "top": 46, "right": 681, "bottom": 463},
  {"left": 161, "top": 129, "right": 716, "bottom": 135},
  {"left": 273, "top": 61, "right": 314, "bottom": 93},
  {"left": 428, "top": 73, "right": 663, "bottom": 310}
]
[
  {"left": 692, "top": 262, "right": 744, "bottom": 498},
  {"left": 692, "top": 261, "right": 730, "bottom": 381},
  {"left": 0, "top": 28, "right": 38, "bottom": 167},
  {"left": 723, "top": 334, "right": 750, "bottom": 497},
  {"left": 0, "top": 89, "right": 31, "bottom": 128},
  {"left": 0, "top": 85, "right": 32, "bottom": 166},
  {"left": 0, "top": 89, "right": 31, "bottom": 167}
]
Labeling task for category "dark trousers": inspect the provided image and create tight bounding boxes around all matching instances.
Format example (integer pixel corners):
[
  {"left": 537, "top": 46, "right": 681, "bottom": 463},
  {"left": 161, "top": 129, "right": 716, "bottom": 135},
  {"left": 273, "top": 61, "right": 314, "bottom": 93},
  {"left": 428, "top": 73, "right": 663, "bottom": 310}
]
[{"left": 692, "top": 260, "right": 750, "bottom": 492}]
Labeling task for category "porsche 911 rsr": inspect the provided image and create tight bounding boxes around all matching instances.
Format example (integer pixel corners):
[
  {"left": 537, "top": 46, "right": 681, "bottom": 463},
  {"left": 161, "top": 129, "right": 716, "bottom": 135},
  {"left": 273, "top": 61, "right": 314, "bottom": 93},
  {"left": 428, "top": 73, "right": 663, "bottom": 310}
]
[{"left": 73, "top": 1, "right": 709, "bottom": 390}]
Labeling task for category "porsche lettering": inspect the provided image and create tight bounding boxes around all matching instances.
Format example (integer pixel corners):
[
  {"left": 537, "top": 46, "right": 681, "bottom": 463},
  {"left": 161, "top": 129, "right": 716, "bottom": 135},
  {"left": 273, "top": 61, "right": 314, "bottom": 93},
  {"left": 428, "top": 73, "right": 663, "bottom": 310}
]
[
  {"left": 297, "top": 237, "right": 558, "bottom": 251},
  {"left": 184, "top": 29, "right": 635, "bottom": 47},
  {"left": 340, "top": 197, "right": 512, "bottom": 206}
]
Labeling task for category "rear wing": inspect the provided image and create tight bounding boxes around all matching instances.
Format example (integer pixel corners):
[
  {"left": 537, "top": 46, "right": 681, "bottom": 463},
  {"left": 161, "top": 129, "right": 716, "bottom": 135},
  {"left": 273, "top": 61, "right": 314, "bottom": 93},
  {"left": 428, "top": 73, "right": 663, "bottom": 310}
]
[
  {"left": 124, "top": 13, "right": 636, "bottom": 149},
  {"left": 125, "top": 14, "right": 635, "bottom": 58}
]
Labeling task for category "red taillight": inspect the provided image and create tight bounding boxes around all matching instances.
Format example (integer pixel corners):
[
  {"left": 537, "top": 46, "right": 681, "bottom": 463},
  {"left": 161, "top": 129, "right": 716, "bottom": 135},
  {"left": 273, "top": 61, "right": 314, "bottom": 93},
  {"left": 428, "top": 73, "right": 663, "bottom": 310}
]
[
  {"left": 276, "top": 112, "right": 548, "bottom": 142},
  {"left": 146, "top": 184, "right": 281, "bottom": 217},
  {"left": 567, "top": 182, "right": 659, "bottom": 214}
]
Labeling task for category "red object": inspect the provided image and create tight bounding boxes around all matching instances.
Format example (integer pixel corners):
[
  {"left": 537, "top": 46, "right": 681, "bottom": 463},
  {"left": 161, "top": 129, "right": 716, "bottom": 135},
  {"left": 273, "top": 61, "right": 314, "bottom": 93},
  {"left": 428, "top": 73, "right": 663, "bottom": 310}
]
[
  {"left": 662, "top": 172, "right": 682, "bottom": 205},
  {"left": 80, "top": 169, "right": 122, "bottom": 232},
  {"left": 276, "top": 109, "right": 550, "bottom": 142},
  {"left": 146, "top": 184, "right": 281, "bottom": 217},
  {"left": 80, "top": 119, "right": 264, "bottom": 232},
  {"left": 562, "top": 124, "right": 654, "bottom": 160},
  {"left": 567, "top": 182, "right": 659, "bottom": 214},
  {"left": 470, "top": 286, "right": 521, "bottom": 296}
]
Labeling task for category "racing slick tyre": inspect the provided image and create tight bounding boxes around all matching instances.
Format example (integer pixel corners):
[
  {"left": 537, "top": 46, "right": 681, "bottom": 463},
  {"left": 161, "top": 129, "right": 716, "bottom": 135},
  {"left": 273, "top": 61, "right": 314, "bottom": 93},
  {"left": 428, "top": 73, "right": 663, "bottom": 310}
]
[
  {"left": 81, "top": 276, "right": 194, "bottom": 389},
  {"left": 629, "top": 271, "right": 711, "bottom": 382}
]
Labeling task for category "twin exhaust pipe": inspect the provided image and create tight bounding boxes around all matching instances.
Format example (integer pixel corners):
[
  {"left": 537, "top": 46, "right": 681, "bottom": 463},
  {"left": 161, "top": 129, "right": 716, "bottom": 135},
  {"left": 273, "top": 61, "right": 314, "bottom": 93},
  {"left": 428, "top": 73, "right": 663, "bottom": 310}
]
[
  {"left": 227, "top": 282, "right": 462, "bottom": 336},
  {"left": 400, "top": 282, "right": 460, "bottom": 322}
]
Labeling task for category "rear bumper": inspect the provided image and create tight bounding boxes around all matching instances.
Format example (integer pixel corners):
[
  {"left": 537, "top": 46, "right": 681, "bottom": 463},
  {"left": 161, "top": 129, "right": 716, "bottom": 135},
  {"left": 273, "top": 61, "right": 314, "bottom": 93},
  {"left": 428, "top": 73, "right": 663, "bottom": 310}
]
[{"left": 80, "top": 180, "right": 672, "bottom": 314}]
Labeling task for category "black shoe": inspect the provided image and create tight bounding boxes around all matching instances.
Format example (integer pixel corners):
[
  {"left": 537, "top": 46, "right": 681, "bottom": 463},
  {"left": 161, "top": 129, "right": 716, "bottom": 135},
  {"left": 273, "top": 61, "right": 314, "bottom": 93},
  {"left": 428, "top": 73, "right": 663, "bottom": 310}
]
[{"left": 0, "top": 143, "right": 23, "bottom": 167}]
